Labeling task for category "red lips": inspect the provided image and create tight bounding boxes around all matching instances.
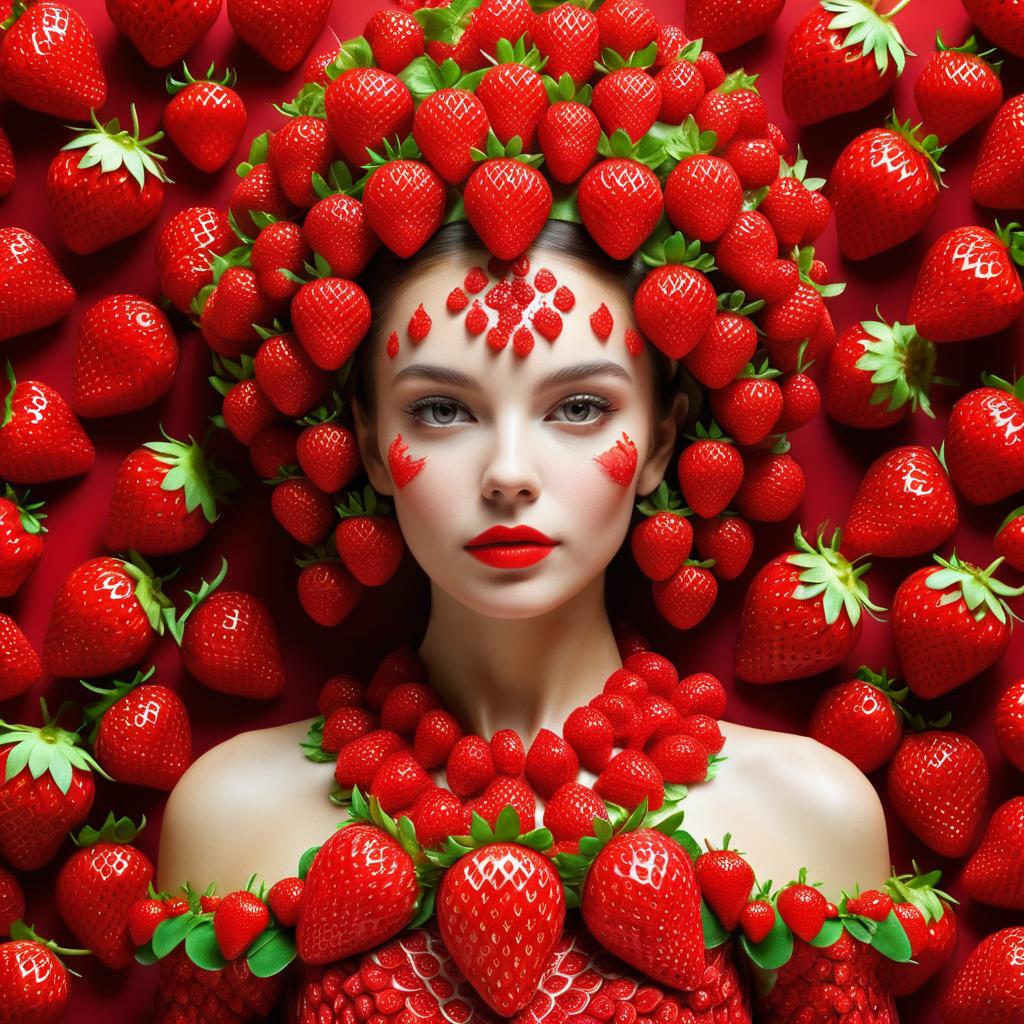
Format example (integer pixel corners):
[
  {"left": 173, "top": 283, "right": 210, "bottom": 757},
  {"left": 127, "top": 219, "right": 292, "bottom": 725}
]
[
  {"left": 465, "top": 525, "right": 556, "bottom": 547},
  {"left": 465, "top": 525, "right": 558, "bottom": 569}
]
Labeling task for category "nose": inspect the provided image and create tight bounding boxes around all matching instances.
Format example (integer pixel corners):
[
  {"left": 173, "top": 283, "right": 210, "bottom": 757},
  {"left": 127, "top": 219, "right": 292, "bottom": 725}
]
[{"left": 479, "top": 412, "right": 541, "bottom": 504}]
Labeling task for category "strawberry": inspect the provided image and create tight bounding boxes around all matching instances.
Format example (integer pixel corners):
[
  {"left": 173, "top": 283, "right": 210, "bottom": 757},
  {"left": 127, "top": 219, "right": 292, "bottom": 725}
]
[
  {"left": 524, "top": 727, "right": 578, "bottom": 799},
  {"left": 410, "top": 787, "right": 468, "bottom": 849},
  {"left": 734, "top": 444, "right": 806, "bottom": 522},
  {"left": 265, "top": 877, "right": 303, "bottom": 927},
  {"left": 692, "top": 514, "right": 753, "bottom": 580},
  {"left": 46, "top": 106, "right": 169, "bottom": 255},
  {"left": 324, "top": 67, "right": 414, "bottom": 168},
  {"left": 0, "top": 614, "right": 40, "bottom": 700},
  {"left": 0, "top": 705, "right": 102, "bottom": 869},
  {"left": 213, "top": 890, "right": 269, "bottom": 960},
  {"left": 199, "top": 264, "right": 280, "bottom": 358},
  {"left": 156, "top": 206, "right": 234, "bottom": 314},
  {"left": 291, "top": 270, "right": 372, "bottom": 371},
  {"left": 543, "top": 781, "right": 609, "bottom": 842},
  {"left": 83, "top": 666, "right": 192, "bottom": 791},
  {"left": 296, "top": 806, "right": 422, "bottom": 963},
  {"left": 297, "top": 556, "right": 362, "bottom": 628},
  {"left": 596, "top": 0, "right": 657, "bottom": 54},
  {"left": 476, "top": 42, "right": 548, "bottom": 150},
  {"left": 0, "top": 925, "right": 81, "bottom": 1024},
  {"left": 226, "top": 0, "right": 331, "bottom": 71},
  {"left": 445, "top": 735, "right": 497, "bottom": 799},
  {"left": 995, "top": 677, "right": 1024, "bottom": 771},
  {"left": 685, "top": 0, "right": 784, "bottom": 51},
  {"left": 591, "top": 65, "right": 661, "bottom": 144},
  {"left": 466, "top": 776, "right": 537, "bottom": 832},
  {"left": 577, "top": 819, "right": 704, "bottom": 990},
  {"left": 963, "top": 796, "right": 1024, "bottom": 910},
  {"left": 624, "top": 651, "right": 678, "bottom": 697},
  {"left": 270, "top": 476, "right": 333, "bottom": 545},
  {"left": 843, "top": 444, "right": 958, "bottom": 558},
  {"left": 885, "top": 867, "right": 958, "bottom": 996},
  {"left": 694, "top": 89, "right": 740, "bottom": 150},
  {"left": 380, "top": 683, "right": 441, "bottom": 736},
  {"left": 43, "top": 554, "right": 171, "bottom": 678},
  {"left": 776, "top": 869, "right": 828, "bottom": 941},
  {"left": 531, "top": 3, "right": 600, "bottom": 87},
  {"left": 684, "top": 292, "right": 761, "bottom": 389},
  {"left": 166, "top": 559, "right": 285, "bottom": 700},
  {"left": 631, "top": 482, "right": 692, "bottom": 580},
  {"left": 908, "top": 223, "right": 1024, "bottom": 343},
  {"left": 562, "top": 706, "right": 614, "bottom": 774},
  {"left": 319, "top": 706, "right": 376, "bottom": 753},
  {"left": 713, "top": 209, "right": 781, "bottom": 296},
  {"left": 972, "top": 95, "right": 1024, "bottom": 210},
  {"left": 0, "top": 1, "right": 106, "bottom": 119},
  {"left": 654, "top": 56, "right": 705, "bottom": 125},
  {"left": 647, "top": 733, "right": 708, "bottom": 783},
  {"left": 945, "top": 374, "right": 1024, "bottom": 504},
  {"left": 696, "top": 836, "right": 755, "bottom": 930},
  {"left": 829, "top": 114, "right": 944, "bottom": 260},
  {"left": 577, "top": 156, "right": 663, "bottom": 260},
  {"left": 0, "top": 227, "right": 75, "bottom": 341},
  {"left": 0, "top": 127, "right": 14, "bottom": 197},
  {"left": 104, "top": 433, "right": 237, "bottom": 555},
  {"left": 210, "top": 357, "right": 279, "bottom": 444},
  {"left": 318, "top": 673, "right": 366, "bottom": 717},
  {"left": 410, "top": 709, "right": 460, "bottom": 771},
  {"left": 336, "top": 730, "right": 408, "bottom": 791},
  {"left": 230, "top": 160, "right": 290, "bottom": 240},
  {"left": 296, "top": 422, "right": 361, "bottom": 495},
  {"left": 653, "top": 23, "right": 690, "bottom": 69},
  {"left": 663, "top": 135, "right": 745, "bottom": 246},
  {"left": 267, "top": 115, "right": 337, "bottom": 209},
  {"left": 465, "top": 154, "right": 553, "bottom": 262},
  {"left": 671, "top": 672, "right": 727, "bottom": 718},
  {"left": 825, "top": 319, "right": 941, "bottom": 430},
  {"left": 593, "top": 749, "right": 664, "bottom": 810},
  {"left": 371, "top": 751, "right": 432, "bottom": 816},
  {"left": 736, "top": 526, "right": 883, "bottom": 684},
  {"left": 0, "top": 864, "right": 24, "bottom": 936},
  {"left": 107, "top": 0, "right": 220, "bottom": 67},
  {"left": 774, "top": 368, "right": 821, "bottom": 433},
  {"left": 809, "top": 666, "right": 907, "bottom": 773},
  {"left": 651, "top": 559, "right": 718, "bottom": 629},
  {"left": 364, "top": 7, "right": 424, "bottom": 73},
  {"left": 164, "top": 63, "right": 247, "bottom": 173},
  {"left": 892, "top": 553, "right": 1023, "bottom": 699},
  {"left": 782, "top": 0, "right": 911, "bottom": 126},
  {"left": 412, "top": 87, "right": 491, "bottom": 186},
  {"left": 941, "top": 927, "right": 1024, "bottom": 1024},
  {"left": 676, "top": 423, "right": 743, "bottom": 517},
  {"left": 253, "top": 330, "right": 330, "bottom": 418},
  {"left": 963, "top": 0, "right": 1024, "bottom": 53},
  {"left": 724, "top": 138, "right": 779, "bottom": 190},
  {"left": 0, "top": 486, "right": 43, "bottom": 597},
  {"left": 303, "top": 191, "right": 378, "bottom": 279},
  {"left": 364, "top": 149, "right": 448, "bottom": 260},
  {"left": 740, "top": 898, "right": 775, "bottom": 944},
  {"left": 335, "top": 484, "right": 404, "bottom": 587},
  {"left": 887, "top": 728, "right": 988, "bottom": 857},
  {"left": 55, "top": 813, "right": 153, "bottom": 967},
  {"left": 708, "top": 359, "right": 783, "bottom": 446}
]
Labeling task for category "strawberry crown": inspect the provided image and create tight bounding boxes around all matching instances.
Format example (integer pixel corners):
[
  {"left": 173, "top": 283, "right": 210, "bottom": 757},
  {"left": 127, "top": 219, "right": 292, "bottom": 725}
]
[
  {"left": 935, "top": 30, "right": 1001, "bottom": 71},
  {"left": 0, "top": 699, "right": 109, "bottom": 794},
  {"left": 822, "top": 0, "right": 913, "bottom": 75},
  {"left": 924, "top": 552, "right": 1024, "bottom": 626},
  {"left": 163, "top": 556, "right": 228, "bottom": 645},
  {"left": 166, "top": 61, "right": 238, "bottom": 96},
  {"left": 2, "top": 361, "right": 18, "bottom": 428},
  {"left": 717, "top": 290, "right": 765, "bottom": 317},
  {"left": 884, "top": 862, "right": 957, "bottom": 923},
  {"left": 144, "top": 428, "right": 240, "bottom": 524},
  {"left": 994, "top": 221, "right": 1024, "bottom": 267},
  {"left": 72, "top": 810, "right": 145, "bottom": 848},
  {"left": 61, "top": 104, "right": 171, "bottom": 189},
  {"left": 854, "top": 317, "right": 948, "bottom": 418},
  {"left": 80, "top": 665, "right": 159, "bottom": 743},
  {"left": 853, "top": 665, "right": 908, "bottom": 705},
  {"left": 982, "top": 371, "right": 1024, "bottom": 401},
  {"left": 788, "top": 526, "right": 885, "bottom": 627},
  {"left": 426, "top": 803, "right": 553, "bottom": 868},
  {"left": 337, "top": 482, "right": 393, "bottom": 520},
  {"left": 2, "top": 483, "right": 46, "bottom": 534},
  {"left": 635, "top": 479, "right": 690, "bottom": 519},
  {"left": 793, "top": 246, "right": 846, "bottom": 298},
  {"left": 884, "top": 112, "right": 945, "bottom": 184},
  {"left": 8, "top": 920, "right": 91, "bottom": 971},
  {"left": 999, "top": 505, "right": 1024, "bottom": 536},
  {"left": 119, "top": 551, "right": 176, "bottom": 633}
]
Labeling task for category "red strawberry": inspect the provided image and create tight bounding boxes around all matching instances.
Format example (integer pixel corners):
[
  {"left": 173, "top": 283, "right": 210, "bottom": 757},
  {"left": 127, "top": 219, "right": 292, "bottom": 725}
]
[
  {"left": 663, "top": 141, "right": 743, "bottom": 244},
  {"left": 596, "top": 0, "right": 657, "bottom": 54},
  {"left": 408, "top": 788, "right": 467, "bottom": 852},
  {"left": 524, "top": 727, "right": 578, "bottom": 799},
  {"left": 844, "top": 445, "right": 958, "bottom": 558},
  {"left": 55, "top": 813, "right": 153, "bottom": 968},
  {"left": 412, "top": 87, "right": 491, "bottom": 187},
  {"left": 466, "top": 776, "right": 537, "bottom": 832},
  {"left": 267, "top": 115, "right": 337, "bottom": 209},
  {"left": 909, "top": 223, "right": 1024, "bottom": 343},
  {"left": 724, "top": 138, "right": 779, "bottom": 190},
  {"left": 105, "top": 433, "right": 237, "bottom": 556},
  {"left": 809, "top": 666, "right": 907, "bottom": 773},
  {"left": 411, "top": 710, "right": 461, "bottom": 771},
  {"left": 887, "top": 729, "right": 989, "bottom": 857},
  {"left": 670, "top": 672, "right": 727, "bottom": 719},
  {"left": 199, "top": 265, "right": 280, "bottom": 357},
  {"left": 696, "top": 836, "right": 755, "bottom": 931},
  {"left": 0, "top": 864, "right": 24, "bottom": 936},
  {"left": 0, "top": 614, "right": 41, "bottom": 700},
  {"left": 676, "top": 424, "right": 744, "bottom": 518},
  {"left": 562, "top": 706, "right": 614, "bottom": 774},
  {"left": 963, "top": 796, "right": 1024, "bottom": 909},
  {"left": 0, "top": 706, "right": 102, "bottom": 869},
  {"left": 107, "top": 0, "right": 221, "bottom": 67},
  {"left": 319, "top": 706, "right": 376, "bottom": 754},
  {"left": 291, "top": 272, "right": 372, "bottom": 371},
  {"left": 379, "top": 683, "right": 440, "bottom": 737},
  {"left": 43, "top": 554, "right": 171, "bottom": 678},
  {"left": 694, "top": 89, "right": 740, "bottom": 150},
  {"left": 156, "top": 206, "right": 234, "bottom": 314},
  {"left": 782, "top": 0, "right": 911, "bottom": 126},
  {"left": 825, "top": 319, "right": 941, "bottom": 430},
  {"left": 580, "top": 824, "right": 704, "bottom": 990},
  {"left": 709, "top": 359, "right": 783, "bottom": 446},
  {"left": 577, "top": 157, "right": 663, "bottom": 260},
  {"left": 270, "top": 476, "right": 333, "bottom": 546},
  {"left": 164, "top": 63, "right": 247, "bottom": 172},
  {"left": 594, "top": 749, "right": 664, "bottom": 810},
  {"left": 776, "top": 869, "right": 828, "bottom": 942},
  {"left": 941, "top": 927, "right": 1024, "bottom": 1024},
  {"left": 538, "top": 96, "right": 601, "bottom": 185},
  {"left": 963, "top": 0, "right": 1024, "bottom": 55},
  {"left": 631, "top": 482, "right": 692, "bottom": 581},
  {"left": 972, "top": 94, "right": 1024, "bottom": 210},
  {"left": 303, "top": 191, "right": 378, "bottom": 279},
  {"left": 465, "top": 156, "right": 552, "bottom": 262},
  {"left": 0, "top": 926, "right": 78, "bottom": 1024},
  {"left": 167, "top": 558, "right": 285, "bottom": 699},
  {"left": 266, "top": 877, "right": 303, "bottom": 927},
  {"left": 685, "top": 0, "right": 784, "bottom": 51},
  {"left": 623, "top": 651, "right": 678, "bottom": 697},
  {"left": 489, "top": 728, "right": 525, "bottom": 776},
  {"left": 83, "top": 666, "right": 192, "bottom": 791},
  {"left": 684, "top": 293, "right": 760, "bottom": 390},
  {"left": 736, "top": 526, "right": 883, "bottom": 684},
  {"left": 892, "top": 553, "right": 1023, "bottom": 699},
  {"left": 0, "top": 486, "right": 43, "bottom": 597},
  {"left": 298, "top": 556, "right": 362, "bottom": 628},
  {"left": 437, "top": 826, "right": 565, "bottom": 1016},
  {"left": 230, "top": 159, "right": 289, "bottom": 239},
  {"left": 0, "top": 1, "right": 106, "bottom": 119},
  {"left": 734, "top": 445, "right": 806, "bottom": 522},
  {"left": 591, "top": 65, "right": 661, "bottom": 144},
  {"left": 477, "top": 45, "right": 548, "bottom": 150},
  {"left": 651, "top": 560, "right": 718, "bottom": 629},
  {"left": 654, "top": 56, "right": 705, "bottom": 125},
  {"left": 774, "top": 368, "right": 821, "bottom": 433},
  {"left": 945, "top": 374, "right": 1024, "bottom": 504},
  {"left": 691, "top": 514, "right": 751, "bottom": 581},
  {"left": 364, "top": 8, "right": 424, "bottom": 73},
  {"left": 543, "top": 782, "right": 609, "bottom": 842},
  {"left": 885, "top": 868, "right": 957, "bottom": 996},
  {"left": 713, "top": 210, "right": 781, "bottom": 296},
  {"left": 0, "top": 227, "right": 75, "bottom": 341},
  {"left": 213, "top": 890, "right": 269, "bottom": 960},
  {"left": 296, "top": 818, "right": 417, "bottom": 964},
  {"left": 445, "top": 735, "right": 497, "bottom": 800},
  {"left": 335, "top": 485, "right": 404, "bottom": 587},
  {"left": 324, "top": 67, "right": 414, "bottom": 167},
  {"left": 647, "top": 733, "right": 708, "bottom": 784},
  {"left": 47, "top": 106, "right": 169, "bottom": 255},
  {"left": 0, "top": 127, "right": 13, "bottom": 197},
  {"left": 253, "top": 330, "right": 330, "bottom": 418},
  {"left": 996, "top": 677, "right": 1024, "bottom": 771},
  {"left": 211, "top": 363, "right": 279, "bottom": 445},
  {"left": 364, "top": 151, "right": 447, "bottom": 260},
  {"left": 531, "top": 2, "right": 600, "bottom": 86},
  {"left": 226, "top": 0, "right": 331, "bottom": 71},
  {"left": 336, "top": 730, "right": 408, "bottom": 791},
  {"left": 740, "top": 897, "right": 776, "bottom": 944},
  {"left": 296, "top": 422, "right": 361, "bottom": 495}
]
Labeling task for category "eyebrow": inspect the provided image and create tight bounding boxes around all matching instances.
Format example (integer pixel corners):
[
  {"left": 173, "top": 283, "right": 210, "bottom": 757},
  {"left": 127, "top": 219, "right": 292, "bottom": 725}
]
[{"left": 392, "top": 360, "right": 634, "bottom": 391}]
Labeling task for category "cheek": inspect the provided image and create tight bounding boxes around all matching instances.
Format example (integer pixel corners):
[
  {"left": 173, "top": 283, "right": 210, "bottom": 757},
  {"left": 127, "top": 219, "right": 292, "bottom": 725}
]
[
  {"left": 592, "top": 431, "right": 638, "bottom": 487},
  {"left": 387, "top": 433, "right": 427, "bottom": 489}
]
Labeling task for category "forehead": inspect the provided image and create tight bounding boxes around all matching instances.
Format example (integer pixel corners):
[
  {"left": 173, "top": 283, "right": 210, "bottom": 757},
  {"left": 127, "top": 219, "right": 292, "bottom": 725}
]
[{"left": 372, "top": 246, "right": 652, "bottom": 391}]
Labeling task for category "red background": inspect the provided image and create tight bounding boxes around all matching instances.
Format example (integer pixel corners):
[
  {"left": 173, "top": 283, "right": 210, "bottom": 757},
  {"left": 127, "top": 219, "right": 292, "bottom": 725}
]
[{"left": 1, "top": 0, "right": 1022, "bottom": 1020}]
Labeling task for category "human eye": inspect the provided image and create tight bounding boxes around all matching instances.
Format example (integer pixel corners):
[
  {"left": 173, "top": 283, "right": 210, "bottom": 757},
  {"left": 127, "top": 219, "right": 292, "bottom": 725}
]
[
  {"left": 548, "top": 393, "right": 615, "bottom": 426},
  {"left": 404, "top": 395, "right": 473, "bottom": 428}
]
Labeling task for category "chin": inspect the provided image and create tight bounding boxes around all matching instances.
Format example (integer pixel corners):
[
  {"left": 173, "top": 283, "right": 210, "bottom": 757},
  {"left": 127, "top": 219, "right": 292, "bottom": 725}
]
[{"left": 444, "top": 569, "right": 599, "bottom": 621}]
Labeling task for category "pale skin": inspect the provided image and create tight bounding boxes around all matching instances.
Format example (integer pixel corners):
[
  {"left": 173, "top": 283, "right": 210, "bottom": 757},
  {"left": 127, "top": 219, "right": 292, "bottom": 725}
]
[{"left": 159, "top": 244, "right": 891, "bottom": 910}]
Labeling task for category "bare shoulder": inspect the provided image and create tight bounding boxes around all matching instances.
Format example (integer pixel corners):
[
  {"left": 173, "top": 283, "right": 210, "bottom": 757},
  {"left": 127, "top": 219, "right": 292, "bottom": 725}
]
[{"left": 157, "top": 719, "right": 341, "bottom": 894}]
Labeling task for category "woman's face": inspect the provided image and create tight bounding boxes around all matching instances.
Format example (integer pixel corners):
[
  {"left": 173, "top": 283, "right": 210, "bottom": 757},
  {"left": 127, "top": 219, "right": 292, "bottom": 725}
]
[{"left": 353, "top": 245, "right": 683, "bottom": 620}]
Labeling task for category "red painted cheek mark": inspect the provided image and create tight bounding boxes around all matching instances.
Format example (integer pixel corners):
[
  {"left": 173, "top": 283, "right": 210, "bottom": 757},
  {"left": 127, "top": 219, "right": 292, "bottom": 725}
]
[
  {"left": 464, "top": 267, "right": 488, "bottom": 294},
  {"left": 593, "top": 432, "right": 638, "bottom": 487},
  {"left": 447, "top": 287, "right": 468, "bottom": 312},
  {"left": 388, "top": 433, "right": 427, "bottom": 489},
  {"left": 534, "top": 268, "right": 557, "bottom": 293},
  {"left": 512, "top": 325, "right": 535, "bottom": 357},
  {"left": 512, "top": 256, "right": 530, "bottom": 277},
  {"left": 386, "top": 330, "right": 400, "bottom": 358},
  {"left": 553, "top": 285, "right": 575, "bottom": 312},
  {"left": 408, "top": 303, "right": 431, "bottom": 343},
  {"left": 532, "top": 305, "right": 562, "bottom": 342},
  {"left": 624, "top": 328, "right": 644, "bottom": 357},
  {"left": 465, "top": 301, "right": 488, "bottom": 336},
  {"left": 590, "top": 303, "right": 613, "bottom": 341}
]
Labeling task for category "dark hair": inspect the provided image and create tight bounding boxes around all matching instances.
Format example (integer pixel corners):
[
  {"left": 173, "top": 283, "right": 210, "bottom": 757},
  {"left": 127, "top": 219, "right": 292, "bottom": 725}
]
[{"left": 348, "top": 220, "right": 685, "bottom": 419}]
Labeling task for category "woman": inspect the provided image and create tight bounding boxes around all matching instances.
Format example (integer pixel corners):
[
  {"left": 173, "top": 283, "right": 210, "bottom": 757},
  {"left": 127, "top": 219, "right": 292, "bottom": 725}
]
[{"left": 156, "top": 221, "right": 895, "bottom": 1021}]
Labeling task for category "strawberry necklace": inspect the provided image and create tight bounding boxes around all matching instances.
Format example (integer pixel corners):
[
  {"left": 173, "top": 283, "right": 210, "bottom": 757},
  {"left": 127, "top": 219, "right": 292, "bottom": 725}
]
[{"left": 128, "top": 639, "right": 926, "bottom": 1024}]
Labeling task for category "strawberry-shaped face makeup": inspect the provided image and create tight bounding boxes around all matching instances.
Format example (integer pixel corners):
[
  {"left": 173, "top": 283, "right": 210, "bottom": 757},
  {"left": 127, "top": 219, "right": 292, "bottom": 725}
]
[
  {"left": 594, "top": 431, "right": 638, "bottom": 486},
  {"left": 387, "top": 433, "right": 426, "bottom": 489}
]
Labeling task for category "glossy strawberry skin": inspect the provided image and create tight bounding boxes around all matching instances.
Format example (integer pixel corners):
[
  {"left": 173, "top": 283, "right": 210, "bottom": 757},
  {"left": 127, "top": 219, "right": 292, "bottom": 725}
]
[
  {"left": 106, "top": 0, "right": 222, "bottom": 67},
  {"left": 995, "top": 677, "right": 1024, "bottom": 771},
  {"left": 685, "top": 0, "right": 784, "bottom": 51},
  {"left": 156, "top": 206, "right": 234, "bottom": 314},
  {"left": 0, "top": 940, "right": 70, "bottom": 1024},
  {"left": 0, "top": 497, "right": 43, "bottom": 597},
  {"left": 335, "top": 516, "right": 404, "bottom": 588},
  {"left": 945, "top": 383, "right": 1024, "bottom": 504},
  {"left": 972, "top": 95, "right": 1024, "bottom": 210},
  {"left": 302, "top": 194, "right": 378, "bottom": 279},
  {"left": 886, "top": 899, "right": 957, "bottom": 996},
  {"left": 692, "top": 514, "right": 753, "bottom": 580},
  {"left": 577, "top": 158, "right": 664, "bottom": 261},
  {"left": 941, "top": 926, "right": 1024, "bottom": 1024},
  {"left": 810, "top": 677, "right": 903, "bottom": 773},
  {"left": 364, "top": 158, "right": 448, "bottom": 260},
  {"left": 962, "top": 0, "right": 1024, "bottom": 55},
  {"left": 296, "top": 423, "right": 362, "bottom": 495},
  {"left": 324, "top": 67, "right": 414, "bottom": 168},
  {"left": 537, "top": 101, "right": 601, "bottom": 185},
  {"left": 733, "top": 450, "right": 805, "bottom": 523},
  {"left": 165, "top": 80, "right": 247, "bottom": 173},
  {"left": 914, "top": 47, "right": 1003, "bottom": 145},
  {"left": 299, "top": 561, "right": 362, "bottom": 627},
  {"left": 825, "top": 325, "right": 907, "bottom": 429},
  {"left": 0, "top": 227, "right": 75, "bottom": 341},
  {"left": 226, "top": 0, "right": 332, "bottom": 71},
  {"left": 963, "top": 797, "right": 1024, "bottom": 910},
  {"left": 0, "top": 614, "right": 41, "bottom": 700},
  {"left": 651, "top": 562, "right": 718, "bottom": 630}
]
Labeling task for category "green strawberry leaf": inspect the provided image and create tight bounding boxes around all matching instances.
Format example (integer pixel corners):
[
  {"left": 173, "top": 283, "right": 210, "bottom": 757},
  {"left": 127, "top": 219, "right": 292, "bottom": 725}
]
[
  {"left": 246, "top": 927, "right": 297, "bottom": 977},
  {"left": 869, "top": 909, "right": 913, "bottom": 962},
  {"left": 842, "top": 916, "right": 874, "bottom": 944},
  {"left": 152, "top": 913, "right": 199, "bottom": 959},
  {"left": 184, "top": 920, "right": 228, "bottom": 971},
  {"left": 808, "top": 918, "right": 844, "bottom": 947},
  {"left": 739, "top": 910, "right": 793, "bottom": 970},
  {"left": 701, "top": 898, "right": 730, "bottom": 949}
]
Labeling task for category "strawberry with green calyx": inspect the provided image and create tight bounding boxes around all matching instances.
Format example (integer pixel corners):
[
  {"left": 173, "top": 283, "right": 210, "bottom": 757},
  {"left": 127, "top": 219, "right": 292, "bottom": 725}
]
[
  {"left": 760, "top": 151, "right": 830, "bottom": 248},
  {"left": 556, "top": 797, "right": 706, "bottom": 990},
  {"left": 157, "top": 206, "right": 234, "bottom": 314},
  {"left": 230, "top": 137, "right": 289, "bottom": 240},
  {"left": 633, "top": 231, "right": 716, "bottom": 359},
  {"left": 676, "top": 421, "right": 744, "bottom": 518},
  {"left": 55, "top": 812, "right": 153, "bottom": 968},
  {"left": 773, "top": 345, "right": 821, "bottom": 434},
  {"left": 651, "top": 557, "right": 718, "bottom": 630},
  {"left": 475, "top": 37, "right": 549, "bottom": 150},
  {"left": 303, "top": 168, "right": 380, "bottom": 280},
  {"left": 164, "top": 557, "right": 285, "bottom": 700},
  {"left": 335, "top": 484, "right": 405, "bottom": 587},
  {"left": 429, "top": 805, "right": 562, "bottom": 1014},
  {"left": 782, "top": 0, "right": 913, "bottom": 127},
  {"left": 736, "top": 525, "right": 884, "bottom": 684},
  {"left": 364, "top": 9, "right": 425, "bottom": 74},
  {"left": 892, "top": 553, "right": 1024, "bottom": 699},
  {"left": 825, "top": 317, "right": 946, "bottom": 429},
  {"left": 252, "top": 326, "right": 331, "bottom": 419},
  {"left": 740, "top": 882, "right": 777, "bottom": 945},
  {"left": 267, "top": 109, "right": 338, "bottom": 210},
  {"left": 631, "top": 481, "right": 692, "bottom": 581},
  {"left": 213, "top": 887, "right": 269, "bottom": 961},
  {"left": 590, "top": 42, "right": 660, "bottom": 144},
  {"left": 0, "top": 484, "right": 44, "bottom": 597},
  {"left": 81, "top": 666, "right": 192, "bottom": 791},
  {"left": 0, "top": 920, "right": 89, "bottom": 1024},
  {"left": 884, "top": 865, "right": 958, "bottom": 995},
  {"left": 194, "top": 255, "right": 280, "bottom": 360},
  {"left": 538, "top": 72, "right": 600, "bottom": 185},
  {"left": 693, "top": 513, "right": 754, "bottom": 580},
  {"left": 695, "top": 834, "right": 756, "bottom": 932},
  {"left": 684, "top": 291, "right": 762, "bottom": 390},
  {"left": 996, "top": 507, "right": 1024, "bottom": 571},
  {"left": 208, "top": 353, "right": 280, "bottom": 445},
  {"left": 165, "top": 62, "right": 247, "bottom": 173},
  {"left": 104, "top": 429, "right": 239, "bottom": 556},
  {"left": 708, "top": 358, "right": 783, "bottom": 447},
  {"left": 409, "top": 68, "right": 490, "bottom": 184},
  {"left": 247, "top": 215, "right": 311, "bottom": 302},
  {"left": 297, "top": 787, "right": 435, "bottom": 964},
  {"left": 47, "top": 104, "right": 170, "bottom": 255},
  {"left": 128, "top": 884, "right": 171, "bottom": 947},
  {"left": 296, "top": 543, "right": 363, "bottom": 628},
  {"left": 0, "top": 700, "right": 108, "bottom": 870}
]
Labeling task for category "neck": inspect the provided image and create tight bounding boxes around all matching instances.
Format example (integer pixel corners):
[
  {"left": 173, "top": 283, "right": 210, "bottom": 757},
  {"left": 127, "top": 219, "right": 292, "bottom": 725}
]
[{"left": 416, "top": 575, "right": 623, "bottom": 744}]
